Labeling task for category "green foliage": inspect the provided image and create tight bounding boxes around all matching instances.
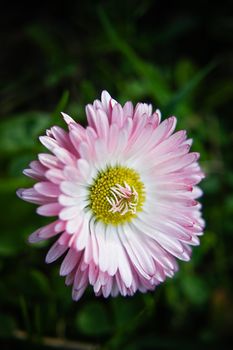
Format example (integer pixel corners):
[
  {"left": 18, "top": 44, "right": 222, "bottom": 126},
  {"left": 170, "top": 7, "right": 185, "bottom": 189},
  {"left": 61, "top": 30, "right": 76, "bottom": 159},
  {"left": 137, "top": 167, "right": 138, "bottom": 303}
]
[
  {"left": 0, "top": 112, "right": 51, "bottom": 154},
  {"left": 0, "top": 1, "right": 232, "bottom": 349},
  {"left": 181, "top": 274, "right": 209, "bottom": 305},
  {"left": 76, "top": 302, "right": 112, "bottom": 336},
  {"left": 0, "top": 314, "right": 16, "bottom": 338}
]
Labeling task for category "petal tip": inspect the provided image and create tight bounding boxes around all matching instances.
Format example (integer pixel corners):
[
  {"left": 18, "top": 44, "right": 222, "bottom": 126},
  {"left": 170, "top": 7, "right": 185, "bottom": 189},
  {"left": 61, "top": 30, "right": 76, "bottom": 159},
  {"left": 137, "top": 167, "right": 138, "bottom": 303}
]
[
  {"left": 61, "top": 112, "right": 75, "bottom": 125},
  {"left": 16, "top": 188, "right": 24, "bottom": 199}
]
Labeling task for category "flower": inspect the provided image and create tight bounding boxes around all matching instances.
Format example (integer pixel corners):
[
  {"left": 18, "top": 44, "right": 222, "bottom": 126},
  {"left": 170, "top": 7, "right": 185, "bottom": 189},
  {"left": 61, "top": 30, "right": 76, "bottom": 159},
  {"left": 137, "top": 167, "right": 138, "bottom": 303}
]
[{"left": 17, "top": 91, "right": 205, "bottom": 300}]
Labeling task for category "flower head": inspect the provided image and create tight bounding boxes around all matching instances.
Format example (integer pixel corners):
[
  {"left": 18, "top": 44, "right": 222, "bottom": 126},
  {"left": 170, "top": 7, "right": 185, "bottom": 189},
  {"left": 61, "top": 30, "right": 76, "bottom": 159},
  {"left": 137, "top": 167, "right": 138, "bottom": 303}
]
[{"left": 17, "top": 91, "right": 205, "bottom": 300}]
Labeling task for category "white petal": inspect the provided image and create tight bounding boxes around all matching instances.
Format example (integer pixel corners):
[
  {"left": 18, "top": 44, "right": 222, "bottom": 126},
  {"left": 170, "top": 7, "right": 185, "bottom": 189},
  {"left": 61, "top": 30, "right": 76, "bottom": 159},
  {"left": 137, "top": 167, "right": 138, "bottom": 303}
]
[
  {"left": 94, "top": 221, "right": 108, "bottom": 272},
  {"left": 59, "top": 194, "right": 79, "bottom": 206},
  {"left": 75, "top": 213, "right": 91, "bottom": 250},
  {"left": 66, "top": 215, "right": 83, "bottom": 234},
  {"left": 53, "top": 147, "right": 75, "bottom": 165},
  {"left": 39, "top": 136, "right": 58, "bottom": 152},
  {"left": 77, "top": 159, "right": 91, "bottom": 180},
  {"left": 115, "top": 228, "right": 133, "bottom": 288},
  {"left": 59, "top": 206, "right": 79, "bottom": 220},
  {"left": 60, "top": 181, "right": 87, "bottom": 197}
]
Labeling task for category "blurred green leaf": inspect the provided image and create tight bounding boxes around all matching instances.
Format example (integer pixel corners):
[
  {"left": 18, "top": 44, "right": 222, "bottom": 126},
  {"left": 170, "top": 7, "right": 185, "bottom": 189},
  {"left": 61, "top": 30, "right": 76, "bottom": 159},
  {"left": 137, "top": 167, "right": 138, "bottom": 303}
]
[
  {"left": 225, "top": 195, "right": 233, "bottom": 214},
  {"left": 51, "top": 90, "right": 70, "bottom": 121},
  {"left": 76, "top": 301, "right": 112, "bottom": 336},
  {"left": 98, "top": 8, "right": 171, "bottom": 105},
  {"left": 111, "top": 297, "right": 143, "bottom": 329},
  {"left": 181, "top": 275, "right": 209, "bottom": 305},
  {"left": 29, "top": 270, "right": 51, "bottom": 297},
  {"left": 0, "top": 177, "right": 31, "bottom": 193},
  {"left": 0, "top": 232, "right": 24, "bottom": 257},
  {"left": 8, "top": 154, "right": 35, "bottom": 178},
  {"left": 205, "top": 79, "right": 233, "bottom": 109},
  {"left": 19, "top": 296, "right": 31, "bottom": 337},
  {"left": 0, "top": 314, "right": 16, "bottom": 338},
  {"left": 26, "top": 24, "right": 78, "bottom": 88},
  {"left": 165, "top": 61, "right": 217, "bottom": 114},
  {"left": 174, "top": 59, "right": 197, "bottom": 88},
  {"left": 0, "top": 112, "right": 51, "bottom": 154},
  {"left": 201, "top": 175, "right": 221, "bottom": 194}
]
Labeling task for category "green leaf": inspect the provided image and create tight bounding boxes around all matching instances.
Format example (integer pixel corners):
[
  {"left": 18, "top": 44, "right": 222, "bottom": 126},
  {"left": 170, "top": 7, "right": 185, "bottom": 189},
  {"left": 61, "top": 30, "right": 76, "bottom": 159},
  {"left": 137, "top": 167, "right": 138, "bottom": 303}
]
[
  {"left": 181, "top": 275, "right": 209, "bottom": 305},
  {"left": 174, "top": 59, "right": 197, "bottom": 88},
  {"left": 51, "top": 90, "right": 70, "bottom": 121},
  {"left": 0, "top": 177, "right": 31, "bottom": 193},
  {"left": 75, "top": 301, "right": 112, "bottom": 336},
  {"left": 98, "top": 9, "right": 171, "bottom": 105},
  {"left": 164, "top": 61, "right": 217, "bottom": 114},
  {"left": 205, "top": 79, "right": 233, "bottom": 109},
  {"left": 0, "top": 232, "right": 24, "bottom": 257},
  {"left": 8, "top": 154, "right": 35, "bottom": 178},
  {"left": 0, "top": 112, "right": 51, "bottom": 154},
  {"left": 29, "top": 270, "right": 51, "bottom": 297},
  {"left": 111, "top": 297, "right": 144, "bottom": 329},
  {"left": 0, "top": 314, "right": 16, "bottom": 338}
]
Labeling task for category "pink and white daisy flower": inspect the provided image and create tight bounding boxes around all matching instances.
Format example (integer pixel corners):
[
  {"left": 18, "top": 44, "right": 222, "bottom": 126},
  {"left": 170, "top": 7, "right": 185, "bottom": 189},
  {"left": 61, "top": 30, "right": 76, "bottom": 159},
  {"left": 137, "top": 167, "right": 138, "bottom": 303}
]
[{"left": 17, "top": 91, "right": 205, "bottom": 300}]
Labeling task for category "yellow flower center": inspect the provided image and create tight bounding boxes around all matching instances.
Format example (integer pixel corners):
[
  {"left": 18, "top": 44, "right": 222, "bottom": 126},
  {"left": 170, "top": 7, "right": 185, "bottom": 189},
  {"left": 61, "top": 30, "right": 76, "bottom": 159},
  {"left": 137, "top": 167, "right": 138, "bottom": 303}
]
[{"left": 89, "top": 166, "right": 145, "bottom": 225}]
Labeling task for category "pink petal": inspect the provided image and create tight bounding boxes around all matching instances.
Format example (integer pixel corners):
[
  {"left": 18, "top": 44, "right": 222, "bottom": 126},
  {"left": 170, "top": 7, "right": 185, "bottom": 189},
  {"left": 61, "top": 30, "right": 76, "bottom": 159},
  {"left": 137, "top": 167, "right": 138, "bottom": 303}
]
[
  {"left": 37, "top": 203, "right": 62, "bottom": 216},
  {"left": 38, "top": 153, "right": 62, "bottom": 169},
  {"left": 28, "top": 220, "right": 63, "bottom": 243},
  {"left": 34, "top": 181, "right": 60, "bottom": 197},
  {"left": 46, "top": 241, "right": 68, "bottom": 263},
  {"left": 45, "top": 169, "right": 65, "bottom": 184},
  {"left": 60, "top": 248, "right": 80, "bottom": 276},
  {"left": 39, "top": 136, "right": 59, "bottom": 152}
]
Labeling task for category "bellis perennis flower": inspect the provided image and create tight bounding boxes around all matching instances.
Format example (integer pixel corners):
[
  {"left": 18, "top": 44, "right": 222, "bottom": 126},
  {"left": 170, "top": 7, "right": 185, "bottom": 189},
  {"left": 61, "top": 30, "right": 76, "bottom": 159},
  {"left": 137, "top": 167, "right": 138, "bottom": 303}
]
[{"left": 17, "top": 91, "right": 205, "bottom": 300}]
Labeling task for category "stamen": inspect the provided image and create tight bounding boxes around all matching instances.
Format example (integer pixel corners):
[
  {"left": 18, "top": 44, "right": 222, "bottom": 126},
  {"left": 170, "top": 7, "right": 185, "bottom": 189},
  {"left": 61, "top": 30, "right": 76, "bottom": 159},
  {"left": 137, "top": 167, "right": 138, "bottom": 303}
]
[
  {"left": 89, "top": 166, "right": 145, "bottom": 225},
  {"left": 106, "top": 182, "right": 139, "bottom": 216}
]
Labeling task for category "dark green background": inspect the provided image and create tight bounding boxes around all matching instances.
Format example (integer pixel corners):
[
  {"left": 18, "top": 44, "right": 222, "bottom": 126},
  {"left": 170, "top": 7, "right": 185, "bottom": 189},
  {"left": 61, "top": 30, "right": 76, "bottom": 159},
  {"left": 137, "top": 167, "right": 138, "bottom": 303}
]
[{"left": 0, "top": 1, "right": 232, "bottom": 349}]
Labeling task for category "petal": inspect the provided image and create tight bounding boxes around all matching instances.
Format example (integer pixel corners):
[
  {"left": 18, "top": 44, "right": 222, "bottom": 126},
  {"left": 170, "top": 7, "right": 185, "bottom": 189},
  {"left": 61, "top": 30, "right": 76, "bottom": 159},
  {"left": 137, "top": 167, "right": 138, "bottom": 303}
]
[
  {"left": 45, "top": 169, "right": 65, "bottom": 184},
  {"left": 75, "top": 213, "right": 91, "bottom": 250},
  {"left": 101, "top": 90, "right": 112, "bottom": 114},
  {"left": 115, "top": 231, "right": 133, "bottom": 288},
  {"left": 77, "top": 159, "right": 91, "bottom": 180},
  {"left": 38, "top": 153, "right": 62, "bottom": 169},
  {"left": 39, "top": 136, "right": 59, "bottom": 152},
  {"left": 17, "top": 188, "right": 51, "bottom": 205},
  {"left": 52, "top": 147, "right": 76, "bottom": 165},
  {"left": 23, "top": 169, "right": 45, "bottom": 181},
  {"left": 111, "top": 103, "right": 124, "bottom": 127},
  {"left": 60, "top": 181, "right": 87, "bottom": 197},
  {"left": 60, "top": 248, "right": 81, "bottom": 276},
  {"left": 59, "top": 194, "right": 79, "bottom": 206},
  {"left": 37, "top": 203, "right": 62, "bottom": 216},
  {"left": 94, "top": 221, "right": 108, "bottom": 272},
  {"left": 50, "top": 126, "right": 72, "bottom": 150},
  {"left": 59, "top": 206, "right": 79, "bottom": 220},
  {"left": 28, "top": 220, "right": 63, "bottom": 243},
  {"left": 123, "top": 101, "right": 134, "bottom": 118},
  {"left": 66, "top": 215, "right": 83, "bottom": 234},
  {"left": 61, "top": 112, "right": 76, "bottom": 125},
  {"left": 152, "top": 153, "right": 199, "bottom": 174},
  {"left": 34, "top": 181, "right": 60, "bottom": 197},
  {"left": 46, "top": 241, "right": 68, "bottom": 263}
]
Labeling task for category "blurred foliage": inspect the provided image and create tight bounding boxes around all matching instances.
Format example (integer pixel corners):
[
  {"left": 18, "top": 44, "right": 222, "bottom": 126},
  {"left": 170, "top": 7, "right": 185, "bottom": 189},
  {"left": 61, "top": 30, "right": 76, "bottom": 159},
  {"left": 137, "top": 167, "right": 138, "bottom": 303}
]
[{"left": 0, "top": 0, "right": 233, "bottom": 349}]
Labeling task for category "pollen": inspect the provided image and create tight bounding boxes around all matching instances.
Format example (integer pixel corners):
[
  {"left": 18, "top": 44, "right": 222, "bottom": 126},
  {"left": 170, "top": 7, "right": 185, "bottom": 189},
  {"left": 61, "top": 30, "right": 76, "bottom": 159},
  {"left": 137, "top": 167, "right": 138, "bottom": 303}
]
[{"left": 89, "top": 166, "right": 145, "bottom": 225}]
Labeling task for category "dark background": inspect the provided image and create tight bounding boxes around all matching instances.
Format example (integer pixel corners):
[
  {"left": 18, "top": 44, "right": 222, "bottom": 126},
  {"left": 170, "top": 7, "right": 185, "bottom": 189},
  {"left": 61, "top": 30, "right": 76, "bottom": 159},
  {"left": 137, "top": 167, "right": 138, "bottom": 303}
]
[{"left": 0, "top": 1, "right": 233, "bottom": 349}]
